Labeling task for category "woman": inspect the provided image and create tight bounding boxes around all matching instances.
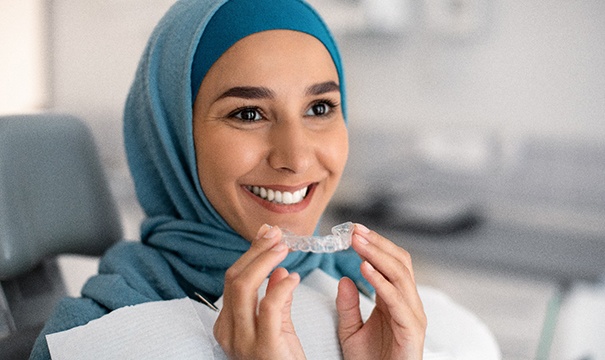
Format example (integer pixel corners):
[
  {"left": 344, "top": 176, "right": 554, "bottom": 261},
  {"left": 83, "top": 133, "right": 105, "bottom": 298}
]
[{"left": 30, "top": 0, "right": 426, "bottom": 358}]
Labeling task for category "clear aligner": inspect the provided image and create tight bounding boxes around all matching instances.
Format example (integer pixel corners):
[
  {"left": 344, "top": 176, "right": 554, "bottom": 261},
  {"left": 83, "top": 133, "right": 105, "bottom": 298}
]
[{"left": 281, "top": 222, "right": 354, "bottom": 253}]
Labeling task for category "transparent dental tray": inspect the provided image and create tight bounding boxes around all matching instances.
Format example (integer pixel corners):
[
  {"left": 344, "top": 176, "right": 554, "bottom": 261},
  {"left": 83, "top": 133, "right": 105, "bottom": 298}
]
[{"left": 281, "top": 222, "right": 354, "bottom": 253}]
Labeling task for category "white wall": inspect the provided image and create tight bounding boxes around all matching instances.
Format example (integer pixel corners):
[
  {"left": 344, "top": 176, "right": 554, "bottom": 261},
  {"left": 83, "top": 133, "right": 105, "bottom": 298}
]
[
  {"left": 333, "top": 0, "right": 605, "bottom": 143},
  {"left": 46, "top": 0, "right": 605, "bottom": 169},
  {"left": 0, "top": 0, "right": 49, "bottom": 114},
  {"left": 49, "top": 0, "right": 177, "bottom": 172}
]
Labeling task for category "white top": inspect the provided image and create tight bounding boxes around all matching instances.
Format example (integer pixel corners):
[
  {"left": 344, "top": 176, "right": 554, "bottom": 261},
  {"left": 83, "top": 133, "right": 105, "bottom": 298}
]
[{"left": 47, "top": 269, "right": 500, "bottom": 359}]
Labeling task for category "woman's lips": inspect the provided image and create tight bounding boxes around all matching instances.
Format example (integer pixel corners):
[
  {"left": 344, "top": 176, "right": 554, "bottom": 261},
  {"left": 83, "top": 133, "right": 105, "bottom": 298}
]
[{"left": 243, "top": 183, "right": 316, "bottom": 213}]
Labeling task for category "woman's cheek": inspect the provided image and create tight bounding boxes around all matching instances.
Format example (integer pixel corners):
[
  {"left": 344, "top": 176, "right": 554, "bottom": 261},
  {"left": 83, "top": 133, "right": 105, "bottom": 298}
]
[{"left": 323, "top": 124, "right": 349, "bottom": 176}]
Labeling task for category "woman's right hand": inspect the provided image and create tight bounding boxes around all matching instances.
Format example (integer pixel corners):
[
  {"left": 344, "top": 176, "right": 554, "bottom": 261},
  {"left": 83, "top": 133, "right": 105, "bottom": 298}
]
[
  {"left": 336, "top": 225, "right": 426, "bottom": 360},
  {"left": 213, "top": 225, "right": 306, "bottom": 360}
]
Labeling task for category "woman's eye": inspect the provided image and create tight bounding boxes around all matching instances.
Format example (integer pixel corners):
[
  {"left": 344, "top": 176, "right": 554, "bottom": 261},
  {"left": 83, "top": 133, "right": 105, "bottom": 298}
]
[
  {"left": 305, "top": 102, "right": 333, "bottom": 117},
  {"left": 232, "top": 108, "right": 263, "bottom": 122}
]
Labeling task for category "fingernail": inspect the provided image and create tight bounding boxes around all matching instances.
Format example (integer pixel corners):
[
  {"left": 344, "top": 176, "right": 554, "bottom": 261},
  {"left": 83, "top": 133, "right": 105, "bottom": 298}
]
[
  {"left": 264, "top": 226, "right": 280, "bottom": 239},
  {"left": 255, "top": 224, "right": 272, "bottom": 240},
  {"left": 271, "top": 242, "right": 287, "bottom": 252},
  {"left": 355, "top": 234, "right": 369, "bottom": 245},
  {"left": 289, "top": 272, "right": 300, "bottom": 281},
  {"left": 355, "top": 223, "right": 370, "bottom": 234},
  {"left": 364, "top": 261, "right": 375, "bottom": 272}
]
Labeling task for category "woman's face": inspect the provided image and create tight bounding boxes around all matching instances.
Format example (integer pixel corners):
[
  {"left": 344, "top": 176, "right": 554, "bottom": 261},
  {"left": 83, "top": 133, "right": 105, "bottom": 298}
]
[{"left": 193, "top": 30, "right": 348, "bottom": 242}]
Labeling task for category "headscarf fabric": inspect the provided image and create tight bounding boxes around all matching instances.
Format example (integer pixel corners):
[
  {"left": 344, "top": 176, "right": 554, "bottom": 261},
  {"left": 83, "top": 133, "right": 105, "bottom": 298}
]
[{"left": 106, "top": 0, "right": 369, "bottom": 305}]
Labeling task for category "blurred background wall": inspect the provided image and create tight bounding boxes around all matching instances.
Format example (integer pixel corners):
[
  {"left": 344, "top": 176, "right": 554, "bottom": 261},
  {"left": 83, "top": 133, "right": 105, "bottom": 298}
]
[
  {"left": 3, "top": 0, "right": 604, "bottom": 167},
  {"left": 332, "top": 0, "right": 605, "bottom": 142}
]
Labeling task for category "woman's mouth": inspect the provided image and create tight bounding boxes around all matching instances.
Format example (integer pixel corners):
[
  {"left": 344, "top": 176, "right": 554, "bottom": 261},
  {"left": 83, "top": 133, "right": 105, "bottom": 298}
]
[{"left": 245, "top": 185, "right": 310, "bottom": 205}]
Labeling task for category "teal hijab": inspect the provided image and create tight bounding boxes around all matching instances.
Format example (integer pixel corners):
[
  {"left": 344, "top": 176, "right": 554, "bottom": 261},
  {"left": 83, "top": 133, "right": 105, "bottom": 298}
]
[{"left": 101, "top": 0, "right": 367, "bottom": 304}]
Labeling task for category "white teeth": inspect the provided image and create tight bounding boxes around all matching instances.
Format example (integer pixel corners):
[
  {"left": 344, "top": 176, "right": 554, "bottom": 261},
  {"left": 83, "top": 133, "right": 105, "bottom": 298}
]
[
  {"left": 274, "top": 191, "right": 282, "bottom": 203},
  {"left": 292, "top": 190, "right": 302, "bottom": 203},
  {"left": 247, "top": 185, "right": 309, "bottom": 205}
]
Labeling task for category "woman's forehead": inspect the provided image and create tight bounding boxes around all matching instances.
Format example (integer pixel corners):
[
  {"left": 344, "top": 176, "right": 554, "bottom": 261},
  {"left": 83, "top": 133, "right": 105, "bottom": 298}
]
[{"left": 217, "top": 30, "right": 334, "bottom": 68}]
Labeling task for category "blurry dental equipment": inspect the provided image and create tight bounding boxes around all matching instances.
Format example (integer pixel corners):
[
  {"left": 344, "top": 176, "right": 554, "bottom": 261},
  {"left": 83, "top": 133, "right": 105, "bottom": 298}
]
[{"left": 194, "top": 292, "right": 219, "bottom": 312}]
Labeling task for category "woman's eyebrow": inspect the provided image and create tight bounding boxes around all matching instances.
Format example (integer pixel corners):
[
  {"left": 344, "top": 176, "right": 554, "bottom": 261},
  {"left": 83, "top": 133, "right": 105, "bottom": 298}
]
[
  {"left": 306, "top": 81, "right": 340, "bottom": 96},
  {"left": 217, "top": 86, "right": 275, "bottom": 100},
  {"left": 216, "top": 81, "right": 339, "bottom": 101}
]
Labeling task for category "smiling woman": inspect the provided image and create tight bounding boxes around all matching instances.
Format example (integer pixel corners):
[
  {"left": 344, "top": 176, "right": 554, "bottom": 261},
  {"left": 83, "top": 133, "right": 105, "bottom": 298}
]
[
  {"left": 29, "top": 0, "right": 430, "bottom": 359},
  {"left": 194, "top": 30, "right": 348, "bottom": 241}
]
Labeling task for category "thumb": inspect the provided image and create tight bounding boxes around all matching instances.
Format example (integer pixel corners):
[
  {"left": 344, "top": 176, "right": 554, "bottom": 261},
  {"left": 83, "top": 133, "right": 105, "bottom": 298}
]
[{"left": 336, "top": 277, "right": 363, "bottom": 342}]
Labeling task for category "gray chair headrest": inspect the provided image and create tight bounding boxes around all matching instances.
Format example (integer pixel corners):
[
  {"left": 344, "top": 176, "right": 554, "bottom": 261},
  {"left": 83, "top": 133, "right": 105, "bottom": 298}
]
[{"left": 0, "top": 114, "right": 123, "bottom": 279}]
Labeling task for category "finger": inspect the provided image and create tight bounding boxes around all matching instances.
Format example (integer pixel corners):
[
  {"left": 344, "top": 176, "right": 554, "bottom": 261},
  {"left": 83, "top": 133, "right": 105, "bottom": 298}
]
[
  {"left": 361, "top": 261, "right": 425, "bottom": 327},
  {"left": 227, "top": 225, "right": 283, "bottom": 278},
  {"left": 224, "top": 245, "right": 288, "bottom": 322},
  {"left": 336, "top": 277, "right": 364, "bottom": 343},
  {"left": 353, "top": 233, "right": 415, "bottom": 288},
  {"left": 224, "top": 226, "right": 287, "bottom": 299},
  {"left": 354, "top": 236, "right": 423, "bottom": 313},
  {"left": 352, "top": 225, "right": 418, "bottom": 293},
  {"left": 353, "top": 224, "right": 415, "bottom": 279},
  {"left": 222, "top": 228, "right": 288, "bottom": 343},
  {"left": 257, "top": 272, "right": 300, "bottom": 340},
  {"left": 267, "top": 267, "right": 290, "bottom": 293}
]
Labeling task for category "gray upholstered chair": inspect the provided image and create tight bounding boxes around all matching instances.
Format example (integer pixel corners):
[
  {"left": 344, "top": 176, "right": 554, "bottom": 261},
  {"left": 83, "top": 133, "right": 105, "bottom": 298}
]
[{"left": 0, "top": 113, "right": 122, "bottom": 359}]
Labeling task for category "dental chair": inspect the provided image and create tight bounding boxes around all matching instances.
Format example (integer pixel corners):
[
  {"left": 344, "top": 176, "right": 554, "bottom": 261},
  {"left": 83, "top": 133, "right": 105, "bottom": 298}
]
[{"left": 0, "top": 114, "right": 122, "bottom": 359}]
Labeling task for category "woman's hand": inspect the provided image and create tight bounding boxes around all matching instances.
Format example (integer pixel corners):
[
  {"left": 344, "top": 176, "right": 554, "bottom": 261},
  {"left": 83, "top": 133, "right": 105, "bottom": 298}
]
[
  {"left": 213, "top": 225, "right": 306, "bottom": 360},
  {"left": 336, "top": 224, "right": 427, "bottom": 360}
]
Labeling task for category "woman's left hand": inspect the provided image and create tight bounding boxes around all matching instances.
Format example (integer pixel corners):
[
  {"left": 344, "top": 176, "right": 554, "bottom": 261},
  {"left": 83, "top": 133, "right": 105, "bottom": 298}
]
[{"left": 336, "top": 224, "right": 427, "bottom": 360}]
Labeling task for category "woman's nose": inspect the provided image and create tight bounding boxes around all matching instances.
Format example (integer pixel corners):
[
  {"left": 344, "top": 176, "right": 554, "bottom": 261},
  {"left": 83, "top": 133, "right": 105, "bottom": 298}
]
[{"left": 267, "top": 121, "right": 313, "bottom": 174}]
